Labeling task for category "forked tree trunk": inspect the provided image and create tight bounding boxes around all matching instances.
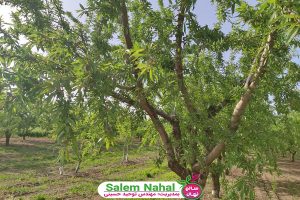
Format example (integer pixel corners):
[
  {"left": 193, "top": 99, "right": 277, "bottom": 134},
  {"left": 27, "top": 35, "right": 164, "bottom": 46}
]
[
  {"left": 118, "top": 0, "right": 189, "bottom": 181},
  {"left": 23, "top": 135, "right": 26, "bottom": 140},
  {"left": 192, "top": 163, "right": 209, "bottom": 188}
]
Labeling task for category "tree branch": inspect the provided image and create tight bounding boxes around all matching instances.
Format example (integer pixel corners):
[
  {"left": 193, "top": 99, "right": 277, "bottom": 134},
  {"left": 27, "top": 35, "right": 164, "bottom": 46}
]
[
  {"left": 174, "top": 3, "right": 198, "bottom": 114},
  {"left": 111, "top": 92, "right": 137, "bottom": 108},
  {"left": 205, "top": 32, "right": 275, "bottom": 166},
  {"left": 113, "top": 91, "right": 184, "bottom": 158},
  {"left": 119, "top": 0, "right": 187, "bottom": 178},
  {"left": 112, "top": 91, "right": 177, "bottom": 124},
  {"left": 149, "top": 104, "right": 176, "bottom": 123},
  {"left": 120, "top": 0, "right": 133, "bottom": 50},
  {"left": 139, "top": 96, "right": 187, "bottom": 178}
]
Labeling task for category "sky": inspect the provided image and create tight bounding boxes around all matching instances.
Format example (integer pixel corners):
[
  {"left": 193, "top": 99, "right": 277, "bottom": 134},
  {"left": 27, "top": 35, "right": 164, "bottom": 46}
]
[
  {"left": 62, "top": 0, "right": 235, "bottom": 32},
  {"left": 0, "top": 0, "right": 299, "bottom": 64},
  {"left": 62, "top": 0, "right": 258, "bottom": 32},
  {"left": 0, "top": 0, "right": 255, "bottom": 31}
]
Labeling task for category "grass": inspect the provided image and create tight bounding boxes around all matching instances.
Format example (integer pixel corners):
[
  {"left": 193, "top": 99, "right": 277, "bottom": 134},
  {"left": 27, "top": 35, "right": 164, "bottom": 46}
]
[
  {"left": 1, "top": 137, "right": 300, "bottom": 200},
  {"left": 0, "top": 137, "right": 177, "bottom": 199},
  {"left": 0, "top": 142, "right": 57, "bottom": 171},
  {"left": 68, "top": 182, "right": 98, "bottom": 197}
]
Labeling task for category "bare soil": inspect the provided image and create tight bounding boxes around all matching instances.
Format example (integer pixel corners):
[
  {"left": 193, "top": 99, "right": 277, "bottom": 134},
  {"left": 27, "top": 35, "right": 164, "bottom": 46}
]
[
  {"left": 0, "top": 137, "right": 299, "bottom": 200},
  {"left": 255, "top": 159, "right": 300, "bottom": 200}
]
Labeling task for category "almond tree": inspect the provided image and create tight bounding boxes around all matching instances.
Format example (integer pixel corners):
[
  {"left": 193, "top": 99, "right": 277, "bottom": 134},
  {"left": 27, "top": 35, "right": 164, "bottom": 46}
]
[
  {"left": 1, "top": 0, "right": 299, "bottom": 198},
  {"left": 0, "top": 56, "right": 21, "bottom": 146}
]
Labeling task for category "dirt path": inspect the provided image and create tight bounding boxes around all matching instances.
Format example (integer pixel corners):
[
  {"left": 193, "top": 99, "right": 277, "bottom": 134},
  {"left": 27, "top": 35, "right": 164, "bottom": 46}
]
[{"left": 256, "top": 159, "right": 300, "bottom": 200}]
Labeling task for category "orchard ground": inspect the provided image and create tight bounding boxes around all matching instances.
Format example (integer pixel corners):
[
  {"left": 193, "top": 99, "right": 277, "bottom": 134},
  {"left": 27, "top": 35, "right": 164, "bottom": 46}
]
[{"left": 0, "top": 137, "right": 299, "bottom": 200}]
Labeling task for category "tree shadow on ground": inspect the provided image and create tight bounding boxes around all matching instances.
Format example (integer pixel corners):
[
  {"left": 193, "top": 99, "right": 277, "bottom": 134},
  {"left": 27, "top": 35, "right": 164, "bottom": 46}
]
[
  {"left": 276, "top": 180, "right": 300, "bottom": 198},
  {"left": 0, "top": 138, "right": 57, "bottom": 172},
  {"left": 274, "top": 159, "right": 300, "bottom": 199}
]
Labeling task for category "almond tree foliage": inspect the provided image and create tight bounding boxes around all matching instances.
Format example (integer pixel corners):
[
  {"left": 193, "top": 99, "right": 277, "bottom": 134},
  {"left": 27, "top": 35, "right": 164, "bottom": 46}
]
[
  {"left": 0, "top": 50, "right": 49, "bottom": 142},
  {"left": 0, "top": 57, "right": 23, "bottom": 145},
  {"left": 275, "top": 111, "right": 300, "bottom": 162},
  {"left": 0, "top": 0, "right": 300, "bottom": 198}
]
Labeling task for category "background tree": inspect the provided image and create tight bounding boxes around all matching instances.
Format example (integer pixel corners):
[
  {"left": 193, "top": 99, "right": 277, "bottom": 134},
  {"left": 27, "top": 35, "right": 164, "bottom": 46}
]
[
  {"left": 0, "top": 55, "right": 21, "bottom": 146},
  {"left": 276, "top": 111, "right": 300, "bottom": 162}
]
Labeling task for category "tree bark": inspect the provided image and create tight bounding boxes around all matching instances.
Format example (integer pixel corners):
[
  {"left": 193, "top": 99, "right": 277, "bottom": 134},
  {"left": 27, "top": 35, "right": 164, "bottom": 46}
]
[
  {"left": 174, "top": 2, "right": 198, "bottom": 115},
  {"left": 225, "top": 168, "right": 230, "bottom": 175},
  {"left": 123, "top": 144, "right": 129, "bottom": 162},
  {"left": 75, "top": 160, "right": 81, "bottom": 173},
  {"left": 211, "top": 172, "right": 221, "bottom": 198},
  {"left": 198, "top": 173, "right": 208, "bottom": 189},
  {"left": 119, "top": 0, "right": 188, "bottom": 179},
  {"left": 139, "top": 97, "right": 188, "bottom": 179},
  {"left": 205, "top": 32, "right": 275, "bottom": 166},
  {"left": 22, "top": 128, "right": 28, "bottom": 140},
  {"left": 5, "top": 132, "right": 11, "bottom": 146},
  {"left": 291, "top": 151, "right": 296, "bottom": 162}
]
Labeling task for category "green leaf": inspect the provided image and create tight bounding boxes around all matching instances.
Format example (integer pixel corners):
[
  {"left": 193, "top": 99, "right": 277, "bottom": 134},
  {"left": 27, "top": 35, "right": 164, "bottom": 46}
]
[
  {"left": 286, "top": 25, "right": 299, "bottom": 44},
  {"left": 149, "top": 68, "right": 153, "bottom": 81},
  {"left": 186, "top": 175, "right": 191, "bottom": 183},
  {"left": 79, "top": 4, "right": 85, "bottom": 10}
]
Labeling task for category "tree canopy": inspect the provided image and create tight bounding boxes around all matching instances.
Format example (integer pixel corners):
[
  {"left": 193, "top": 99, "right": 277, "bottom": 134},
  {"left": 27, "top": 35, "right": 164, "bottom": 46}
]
[{"left": 0, "top": 0, "right": 299, "bottom": 198}]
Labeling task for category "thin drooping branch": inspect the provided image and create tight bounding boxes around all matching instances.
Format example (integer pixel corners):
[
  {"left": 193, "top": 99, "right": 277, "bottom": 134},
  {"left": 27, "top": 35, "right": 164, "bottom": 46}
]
[
  {"left": 174, "top": 3, "right": 198, "bottom": 114},
  {"left": 119, "top": 0, "right": 187, "bottom": 178},
  {"left": 205, "top": 32, "right": 275, "bottom": 166}
]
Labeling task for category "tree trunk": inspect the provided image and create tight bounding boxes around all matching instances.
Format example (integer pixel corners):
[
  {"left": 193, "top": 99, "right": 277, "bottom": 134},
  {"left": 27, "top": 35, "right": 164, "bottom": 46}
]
[
  {"left": 225, "top": 168, "right": 230, "bottom": 175},
  {"left": 23, "top": 128, "right": 28, "bottom": 140},
  {"left": 123, "top": 144, "right": 129, "bottom": 162},
  {"left": 5, "top": 132, "right": 11, "bottom": 146},
  {"left": 291, "top": 151, "right": 296, "bottom": 162},
  {"left": 59, "top": 166, "right": 64, "bottom": 175},
  {"left": 75, "top": 160, "right": 81, "bottom": 173},
  {"left": 211, "top": 172, "right": 221, "bottom": 198},
  {"left": 205, "top": 32, "right": 275, "bottom": 166}
]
